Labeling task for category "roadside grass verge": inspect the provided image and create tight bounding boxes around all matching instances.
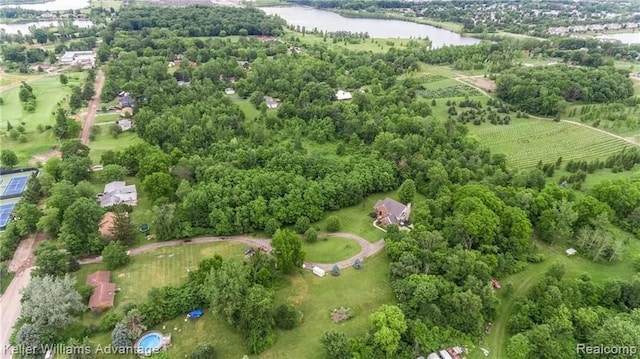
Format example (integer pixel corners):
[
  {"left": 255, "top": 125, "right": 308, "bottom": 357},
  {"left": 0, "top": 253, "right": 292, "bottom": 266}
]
[
  {"left": 302, "top": 236, "right": 361, "bottom": 263},
  {"left": 0, "top": 271, "right": 15, "bottom": 295}
]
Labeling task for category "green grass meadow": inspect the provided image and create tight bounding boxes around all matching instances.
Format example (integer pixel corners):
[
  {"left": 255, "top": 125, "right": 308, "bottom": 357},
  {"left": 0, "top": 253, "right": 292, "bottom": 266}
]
[
  {"left": 0, "top": 73, "right": 86, "bottom": 165},
  {"left": 76, "top": 242, "right": 394, "bottom": 359},
  {"left": 88, "top": 131, "right": 144, "bottom": 164},
  {"left": 301, "top": 236, "right": 361, "bottom": 263}
]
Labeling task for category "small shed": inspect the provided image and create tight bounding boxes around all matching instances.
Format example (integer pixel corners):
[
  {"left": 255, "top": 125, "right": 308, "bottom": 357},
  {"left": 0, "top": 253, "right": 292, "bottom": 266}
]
[
  {"left": 312, "top": 266, "right": 325, "bottom": 278},
  {"left": 566, "top": 248, "right": 577, "bottom": 256}
]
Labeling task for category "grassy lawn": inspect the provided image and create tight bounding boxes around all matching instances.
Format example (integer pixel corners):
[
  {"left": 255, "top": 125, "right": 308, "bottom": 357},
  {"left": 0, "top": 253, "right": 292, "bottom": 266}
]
[
  {"left": 75, "top": 242, "right": 247, "bottom": 310},
  {"left": 0, "top": 271, "right": 15, "bottom": 295},
  {"left": 1, "top": 73, "right": 86, "bottom": 165},
  {"left": 301, "top": 236, "right": 361, "bottom": 263},
  {"left": 93, "top": 113, "right": 120, "bottom": 124},
  {"left": 79, "top": 244, "right": 394, "bottom": 359},
  {"left": 88, "top": 131, "right": 144, "bottom": 164},
  {"left": 466, "top": 117, "right": 633, "bottom": 169},
  {"left": 230, "top": 96, "right": 259, "bottom": 120},
  {"left": 285, "top": 29, "right": 430, "bottom": 53},
  {"left": 315, "top": 191, "right": 424, "bottom": 243},
  {"left": 0, "top": 72, "right": 52, "bottom": 87}
]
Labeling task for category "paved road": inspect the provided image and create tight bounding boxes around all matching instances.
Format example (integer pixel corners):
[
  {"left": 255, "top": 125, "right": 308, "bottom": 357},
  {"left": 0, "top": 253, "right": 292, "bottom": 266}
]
[
  {"left": 79, "top": 70, "right": 105, "bottom": 145},
  {"left": 0, "top": 268, "right": 33, "bottom": 359},
  {"left": 79, "top": 233, "right": 385, "bottom": 270}
]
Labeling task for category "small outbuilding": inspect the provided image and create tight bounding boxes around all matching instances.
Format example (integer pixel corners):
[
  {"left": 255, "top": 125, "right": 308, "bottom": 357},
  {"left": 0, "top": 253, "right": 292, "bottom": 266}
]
[
  {"left": 566, "top": 248, "right": 577, "bottom": 256},
  {"left": 224, "top": 88, "right": 235, "bottom": 95},
  {"left": 312, "top": 266, "right": 326, "bottom": 278}
]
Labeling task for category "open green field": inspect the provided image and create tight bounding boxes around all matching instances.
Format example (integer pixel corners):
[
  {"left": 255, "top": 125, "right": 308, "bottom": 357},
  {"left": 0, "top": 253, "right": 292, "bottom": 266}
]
[
  {"left": 315, "top": 191, "right": 424, "bottom": 243},
  {"left": 286, "top": 29, "right": 429, "bottom": 53},
  {"left": 302, "top": 236, "right": 361, "bottom": 263},
  {"left": 78, "top": 244, "right": 394, "bottom": 359},
  {"left": 93, "top": 113, "right": 120, "bottom": 124},
  {"left": 0, "top": 72, "right": 52, "bottom": 87},
  {"left": 75, "top": 242, "right": 247, "bottom": 309},
  {"left": 474, "top": 231, "right": 639, "bottom": 359},
  {"left": 88, "top": 131, "right": 144, "bottom": 164},
  {"left": 91, "top": 0, "right": 123, "bottom": 10},
  {"left": 229, "top": 96, "right": 259, "bottom": 119},
  {"left": 466, "top": 117, "right": 633, "bottom": 169},
  {"left": 0, "top": 73, "right": 86, "bottom": 165}
]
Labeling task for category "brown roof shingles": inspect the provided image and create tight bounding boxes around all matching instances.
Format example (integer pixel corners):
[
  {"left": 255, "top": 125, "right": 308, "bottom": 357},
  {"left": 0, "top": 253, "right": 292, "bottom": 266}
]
[{"left": 86, "top": 271, "right": 115, "bottom": 310}]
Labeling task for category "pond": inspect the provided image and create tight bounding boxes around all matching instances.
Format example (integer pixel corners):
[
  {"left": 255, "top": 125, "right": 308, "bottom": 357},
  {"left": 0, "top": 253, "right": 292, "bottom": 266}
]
[
  {"left": 260, "top": 6, "right": 481, "bottom": 48},
  {"left": 0, "top": 0, "right": 89, "bottom": 11},
  {"left": 596, "top": 32, "right": 640, "bottom": 45},
  {"left": 0, "top": 20, "right": 93, "bottom": 34}
]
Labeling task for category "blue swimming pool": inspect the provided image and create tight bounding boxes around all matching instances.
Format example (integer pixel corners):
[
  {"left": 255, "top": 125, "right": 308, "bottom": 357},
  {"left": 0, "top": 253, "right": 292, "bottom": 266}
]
[{"left": 134, "top": 331, "right": 163, "bottom": 356}]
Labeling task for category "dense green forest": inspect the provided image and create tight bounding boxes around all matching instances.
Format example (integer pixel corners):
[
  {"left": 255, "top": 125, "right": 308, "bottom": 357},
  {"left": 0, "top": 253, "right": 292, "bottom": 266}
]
[
  {"left": 496, "top": 66, "right": 634, "bottom": 116},
  {"left": 3, "top": 4, "right": 640, "bottom": 359},
  {"left": 107, "top": 6, "right": 286, "bottom": 37}
]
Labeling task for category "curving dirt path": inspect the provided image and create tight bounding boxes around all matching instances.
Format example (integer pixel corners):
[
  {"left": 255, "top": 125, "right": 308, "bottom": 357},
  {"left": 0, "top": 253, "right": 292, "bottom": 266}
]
[
  {"left": 78, "top": 233, "right": 385, "bottom": 269},
  {"left": 79, "top": 70, "right": 105, "bottom": 145}
]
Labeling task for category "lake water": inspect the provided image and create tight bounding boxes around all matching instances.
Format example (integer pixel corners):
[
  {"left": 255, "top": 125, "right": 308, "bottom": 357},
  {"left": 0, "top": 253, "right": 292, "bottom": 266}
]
[
  {"left": 0, "top": 20, "right": 93, "bottom": 34},
  {"left": 261, "top": 6, "right": 481, "bottom": 48},
  {"left": 596, "top": 32, "right": 640, "bottom": 45},
  {"left": 0, "top": 0, "right": 89, "bottom": 11}
]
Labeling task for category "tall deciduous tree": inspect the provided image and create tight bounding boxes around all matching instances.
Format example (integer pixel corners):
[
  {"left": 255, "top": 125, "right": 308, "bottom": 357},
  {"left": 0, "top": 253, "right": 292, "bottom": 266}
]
[
  {"left": 239, "top": 284, "right": 276, "bottom": 354},
  {"left": 207, "top": 259, "right": 249, "bottom": 327},
  {"left": 102, "top": 241, "right": 130, "bottom": 270},
  {"left": 0, "top": 149, "right": 18, "bottom": 169},
  {"left": 321, "top": 331, "right": 352, "bottom": 359},
  {"left": 33, "top": 242, "right": 69, "bottom": 277},
  {"left": 397, "top": 179, "right": 416, "bottom": 204},
  {"left": 20, "top": 275, "right": 85, "bottom": 328},
  {"left": 59, "top": 197, "right": 103, "bottom": 255},
  {"left": 271, "top": 229, "right": 305, "bottom": 274},
  {"left": 369, "top": 305, "right": 408, "bottom": 358}
]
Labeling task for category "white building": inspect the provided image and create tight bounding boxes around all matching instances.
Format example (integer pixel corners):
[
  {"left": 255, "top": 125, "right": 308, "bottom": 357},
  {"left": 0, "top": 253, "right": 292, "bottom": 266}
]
[
  {"left": 335, "top": 90, "right": 352, "bottom": 101},
  {"left": 312, "top": 266, "right": 326, "bottom": 278},
  {"left": 60, "top": 51, "right": 95, "bottom": 64},
  {"left": 225, "top": 88, "right": 235, "bottom": 95},
  {"left": 98, "top": 181, "right": 137, "bottom": 207}
]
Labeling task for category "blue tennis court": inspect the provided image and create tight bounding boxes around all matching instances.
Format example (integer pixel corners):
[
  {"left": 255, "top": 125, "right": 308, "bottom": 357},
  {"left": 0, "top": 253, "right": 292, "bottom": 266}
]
[
  {"left": 2, "top": 175, "right": 29, "bottom": 197},
  {"left": 0, "top": 203, "right": 16, "bottom": 229}
]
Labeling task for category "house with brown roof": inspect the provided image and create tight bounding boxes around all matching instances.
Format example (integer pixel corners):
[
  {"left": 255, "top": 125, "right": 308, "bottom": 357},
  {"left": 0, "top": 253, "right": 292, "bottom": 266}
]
[
  {"left": 99, "top": 212, "right": 116, "bottom": 238},
  {"left": 86, "top": 271, "right": 116, "bottom": 311},
  {"left": 373, "top": 198, "right": 411, "bottom": 227}
]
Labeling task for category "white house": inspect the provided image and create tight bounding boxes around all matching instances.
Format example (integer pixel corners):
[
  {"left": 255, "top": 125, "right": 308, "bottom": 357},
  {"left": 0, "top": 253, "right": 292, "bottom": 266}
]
[
  {"left": 117, "top": 119, "right": 133, "bottom": 132},
  {"left": 312, "top": 266, "right": 326, "bottom": 278},
  {"left": 335, "top": 90, "right": 352, "bottom": 101},
  {"left": 566, "top": 248, "right": 577, "bottom": 256},
  {"left": 225, "top": 88, "right": 235, "bottom": 95},
  {"left": 264, "top": 96, "right": 280, "bottom": 109},
  {"left": 99, "top": 181, "right": 138, "bottom": 207},
  {"left": 60, "top": 51, "right": 95, "bottom": 65}
]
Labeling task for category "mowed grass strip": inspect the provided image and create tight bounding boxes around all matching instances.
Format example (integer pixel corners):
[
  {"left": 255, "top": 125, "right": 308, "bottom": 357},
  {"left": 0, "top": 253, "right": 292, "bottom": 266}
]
[
  {"left": 467, "top": 118, "right": 632, "bottom": 168},
  {"left": 302, "top": 236, "right": 361, "bottom": 263}
]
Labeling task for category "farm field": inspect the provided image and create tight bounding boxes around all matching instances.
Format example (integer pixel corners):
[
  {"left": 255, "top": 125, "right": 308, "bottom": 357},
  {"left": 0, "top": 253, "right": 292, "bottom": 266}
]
[
  {"left": 0, "top": 73, "right": 86, "bottom": 165},
  {"left": 301, "top": 236, "right": 361, "bottom": 263},
  {"left": 76, "top": 244, "right": 394, "bottom": 359},
  {"left": 466, "top": 116, "right": 634, "bottom": 169}
]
